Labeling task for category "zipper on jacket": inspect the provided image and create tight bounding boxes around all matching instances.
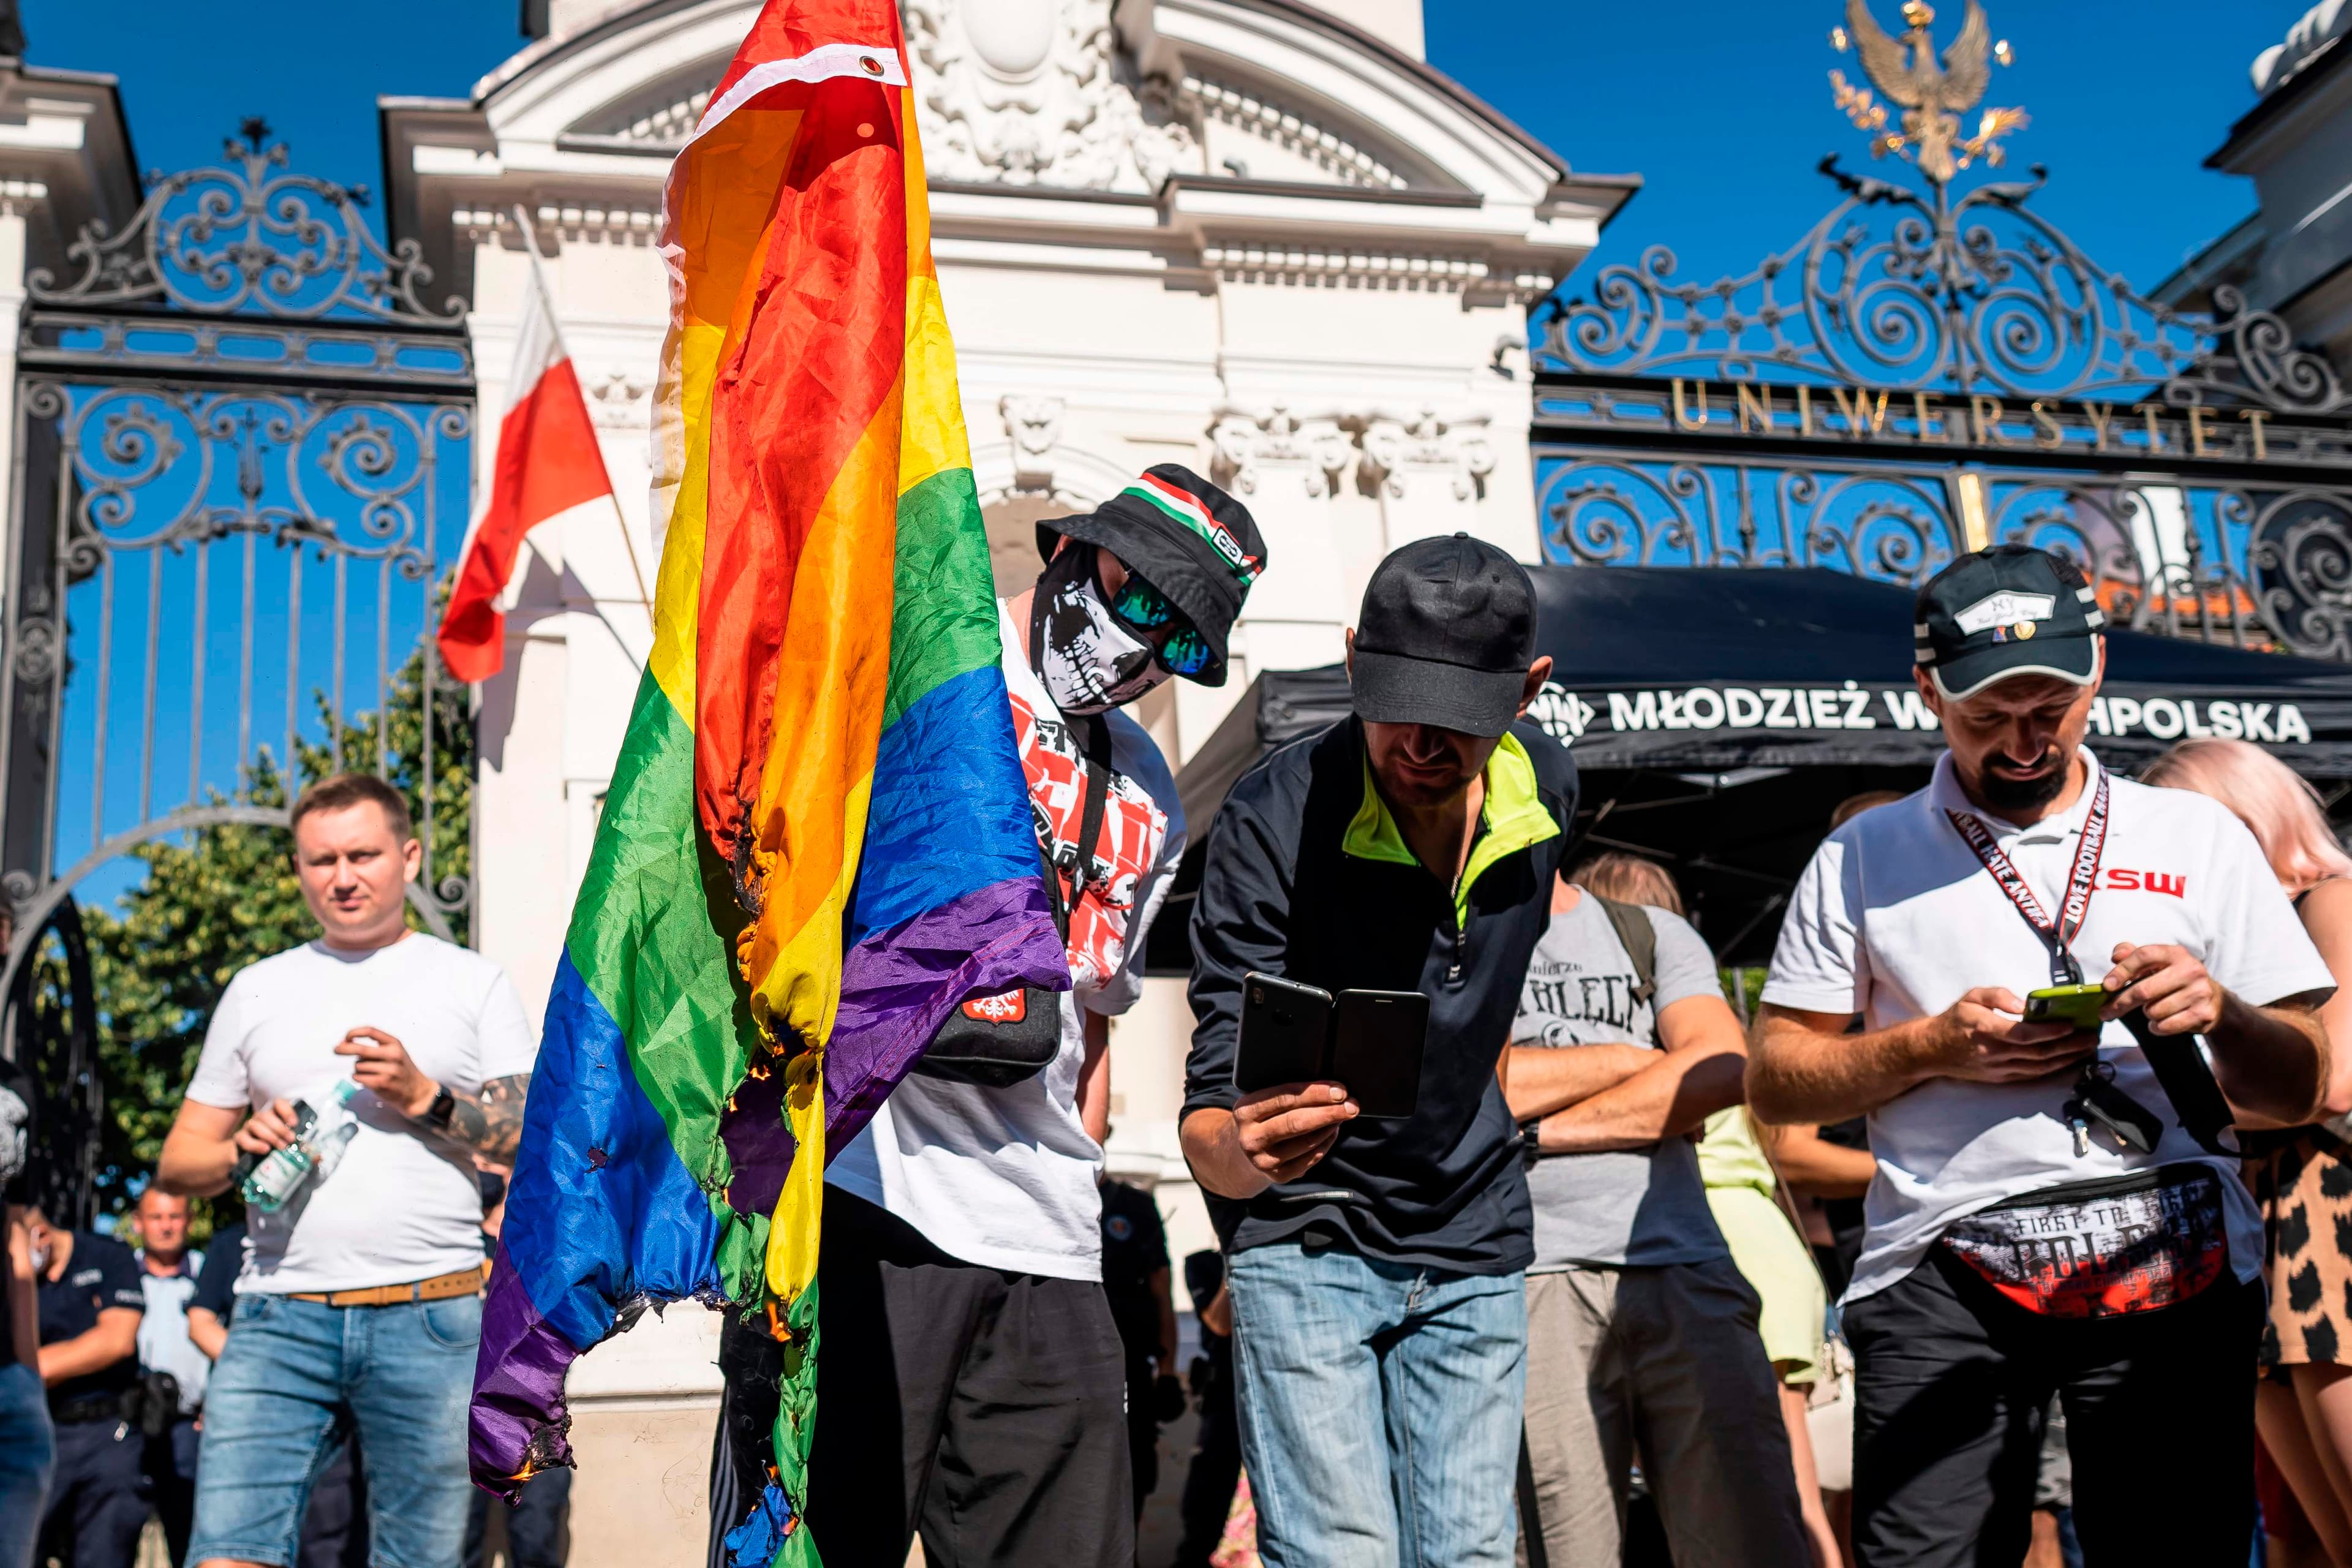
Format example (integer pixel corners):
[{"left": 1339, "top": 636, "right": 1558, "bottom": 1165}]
[{"left": 1440, "top": 818, "right": 1488, "bottom": 986}]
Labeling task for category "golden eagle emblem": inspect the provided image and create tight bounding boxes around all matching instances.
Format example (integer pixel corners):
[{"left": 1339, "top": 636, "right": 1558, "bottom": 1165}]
[{"left": 1831, "top": 0, "right": 2026, "bottom": 184}]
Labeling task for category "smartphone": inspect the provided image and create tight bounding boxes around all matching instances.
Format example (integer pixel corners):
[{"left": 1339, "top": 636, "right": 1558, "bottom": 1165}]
[
  {"left": 1329, "top": 989, "right": 1429, "bottom": 1119},
  {"left": 1235, "top": 971, "right": 1335, "bottom": 1094},
  {"left": 2024, "top": 982, "right": 2108, "bottom": 1030}
]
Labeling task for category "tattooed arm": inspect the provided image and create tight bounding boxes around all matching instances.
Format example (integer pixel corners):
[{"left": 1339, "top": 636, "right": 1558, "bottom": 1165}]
[
  {"left": 434, "top": 1073, "right": 531, "bottom": 1162},
  {"left": 336, "top": 1027, "right": 532, "bottom": 1161}
]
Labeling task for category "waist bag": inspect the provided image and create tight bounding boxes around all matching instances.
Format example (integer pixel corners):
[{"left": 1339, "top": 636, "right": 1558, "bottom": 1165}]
[{"left": 913, "top": 715, "right": 1107, "bottom": 1088}]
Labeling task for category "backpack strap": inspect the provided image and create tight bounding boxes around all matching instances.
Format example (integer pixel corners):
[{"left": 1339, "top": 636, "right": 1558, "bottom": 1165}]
[
  {"left": 1592, "top": 894, "right": 1659, "bottom": 1012},
  {"left": 2117, "top": 1009, "right": 2240, "bottom": 1159},
  {"left": 1068, "top": 714, "right": 1115, "bottom": 899}
]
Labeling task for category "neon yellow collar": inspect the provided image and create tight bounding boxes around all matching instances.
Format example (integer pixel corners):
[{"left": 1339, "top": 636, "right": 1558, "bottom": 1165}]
[{"left": 1343, "top": 731, "right": 1559, "bottom": 926}]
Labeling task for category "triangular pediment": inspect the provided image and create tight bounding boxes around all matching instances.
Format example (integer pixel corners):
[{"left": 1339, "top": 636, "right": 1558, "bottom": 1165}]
[{"left": 522, "top": 0, "right": 1510, "bottom": 199}]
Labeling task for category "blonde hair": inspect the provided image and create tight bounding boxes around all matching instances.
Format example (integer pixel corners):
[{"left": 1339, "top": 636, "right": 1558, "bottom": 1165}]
[
  {"left": 1570, "top": 851, "right": 1686, "bottom": 916},
  {"left": 1830, "top": 790, "right": 1905, "bottom": 831},
  {"left": 2141, "top": 739, "right": 2352, "bottom": 892}
]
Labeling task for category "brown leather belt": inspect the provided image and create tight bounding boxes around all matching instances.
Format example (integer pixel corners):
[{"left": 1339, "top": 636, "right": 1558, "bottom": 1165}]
[{"left": 286, "top": 1262, "right": 489, "bottom": 1308}]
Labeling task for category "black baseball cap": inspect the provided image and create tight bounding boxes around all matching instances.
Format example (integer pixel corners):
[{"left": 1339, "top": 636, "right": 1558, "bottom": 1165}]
[
  {"left": 1037, "top": 465, "right": 1265, "bottom": 687},
  {"left": 1915, "top": 545, "right": 2106, "bottom": 701},
  {"left": 1350, "top": 534, "right": 1537, "bottom": 739}
]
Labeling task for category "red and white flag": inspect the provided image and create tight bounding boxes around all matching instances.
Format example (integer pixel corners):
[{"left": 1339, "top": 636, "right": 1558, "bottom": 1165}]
[{"left": 437, "top": 247, "right": 616, "bottom": 684}]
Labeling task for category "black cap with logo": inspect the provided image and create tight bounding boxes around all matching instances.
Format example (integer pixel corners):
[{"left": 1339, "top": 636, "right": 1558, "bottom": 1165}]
[
  {"left": 1914, "top": 545, "right": 2106, "bottom": 701},
  {"left": 1036, "top": 465, "right": 1265, "bottom": 687},
  {"left": 1350, "top": 533, "right": 1538, "bottom": 739}
]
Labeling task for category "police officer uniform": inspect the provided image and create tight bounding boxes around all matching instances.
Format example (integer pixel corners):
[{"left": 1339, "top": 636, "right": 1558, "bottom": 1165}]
[
  {"left": 37, "top": 1228, "right": 148, "bottom": 1568},
  {"left": 1098, "top": 1178, "right": 1172, "bottom": 1515},
  {"left": 138, "top": 1243, "right": 208, "bottom": 1567}
]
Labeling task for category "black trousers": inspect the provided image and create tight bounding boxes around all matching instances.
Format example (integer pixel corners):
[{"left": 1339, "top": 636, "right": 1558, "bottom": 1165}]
[
  {"left": 465, "top": 1464, "right": 571, "bottom": 1568},
  {"left": 716, "top": 1188, "right": 1133, "bottom": 1568},
  {"left": 145, "top": 1416, "right": 201, "bottom": 1567},
  {"left": 1174, "top": 1334, "right": 1241, "bottom": 1568},
  {"left": 1123, "top": 1351, "right": 1159, "bottom": 1520},
  {"left": 38, "top": 1416, "right": 148, "bottom": 1568},
  {"left": 295, "top": 1433, "right": 371, "bottom": 1568},
  {"left": 1845, "top": 1245, "right": 2261, "bottom": 1567}
]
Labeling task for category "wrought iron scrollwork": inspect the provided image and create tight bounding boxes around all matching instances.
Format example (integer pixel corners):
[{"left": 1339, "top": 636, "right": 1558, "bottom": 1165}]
[
  {"left": 1535, "top": 444, "right": 2352, "bottom": 662},
  {"left": 26, "top": 121, "right": 464, "bottom": 325},
  {"left": 61, "top": 387, "right": 465, "bottom": 577},
  {"left": 1537, "top": 158, "right": 2345, "bottom": 415}
]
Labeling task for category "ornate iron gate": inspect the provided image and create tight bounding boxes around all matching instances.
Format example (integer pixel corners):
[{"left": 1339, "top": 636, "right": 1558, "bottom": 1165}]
[
  {"left": 1530, "top": 7, "right": 2352, "bottom": 660},
  {"left": 0, "top": 126, "right": 475, "bottom": 1016},
  {"left": 1532, "top": 156, "right": 2352, "bottom": 655}
]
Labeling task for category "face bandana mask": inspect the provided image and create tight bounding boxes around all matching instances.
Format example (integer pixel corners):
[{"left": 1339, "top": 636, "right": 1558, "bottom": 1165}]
[{"left": 1030, "top": 545, "right": 1170, "bottom": 715}]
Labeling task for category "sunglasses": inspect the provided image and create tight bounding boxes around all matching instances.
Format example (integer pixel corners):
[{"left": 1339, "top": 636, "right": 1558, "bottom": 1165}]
[{"left": 1107, "top": 572, "right": 1214, "bottom": 679}]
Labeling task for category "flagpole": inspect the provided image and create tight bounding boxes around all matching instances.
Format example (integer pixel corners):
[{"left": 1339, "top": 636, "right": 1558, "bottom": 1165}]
[{"left": 511, "top": 203, "right": 657, "bottom": 638}]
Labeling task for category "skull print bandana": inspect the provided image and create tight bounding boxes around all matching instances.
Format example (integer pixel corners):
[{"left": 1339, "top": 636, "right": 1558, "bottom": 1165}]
[{"left": 1029, "top": 545, "right": 1169, "bottom": 715}]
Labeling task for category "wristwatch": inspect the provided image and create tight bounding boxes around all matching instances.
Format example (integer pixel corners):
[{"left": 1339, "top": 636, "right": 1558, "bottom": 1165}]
[{"left": 424, "top": 1085, "right": 456, "bottom": 1131}]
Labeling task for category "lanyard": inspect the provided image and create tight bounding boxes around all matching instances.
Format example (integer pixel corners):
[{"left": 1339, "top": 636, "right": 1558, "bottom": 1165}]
[{"left": 1945, "top": 769, "right": 2109, "bottom": 988}]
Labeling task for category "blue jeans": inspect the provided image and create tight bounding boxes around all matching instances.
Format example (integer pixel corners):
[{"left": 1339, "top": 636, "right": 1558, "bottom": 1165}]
[
  {"left": 0, "top": 1363, "right": 56, "bottom": 1568},
  {"left": 187, "top": 1292, "right": 480, "bottom": 1568},
  {"left": 1226, "top": 1242, "right": 1526, "bottom": 1568}
]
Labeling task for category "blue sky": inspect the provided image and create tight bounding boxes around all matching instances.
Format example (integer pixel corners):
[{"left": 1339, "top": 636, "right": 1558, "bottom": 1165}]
[
  {"left": 1427, "top": 1, "right": 2294, "bottom": 298},
  {"left": 18, "top": 0, "right": 2298, "bottom": 300}
]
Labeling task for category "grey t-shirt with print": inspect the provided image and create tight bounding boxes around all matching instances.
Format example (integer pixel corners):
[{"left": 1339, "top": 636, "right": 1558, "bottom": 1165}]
[{"left": 1515, "top": 894, "right": 1730, "bottom": 1270}]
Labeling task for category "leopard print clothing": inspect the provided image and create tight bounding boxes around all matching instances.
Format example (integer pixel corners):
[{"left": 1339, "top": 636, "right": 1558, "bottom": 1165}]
[{"left": 2252, "top": 1126, "right": 2352, "bottom": 1368}]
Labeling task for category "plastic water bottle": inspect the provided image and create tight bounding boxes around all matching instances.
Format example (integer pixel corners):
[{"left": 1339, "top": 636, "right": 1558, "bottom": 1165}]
[{"left": 240, "top": 1080, "right": 363, "bottom": 1213}]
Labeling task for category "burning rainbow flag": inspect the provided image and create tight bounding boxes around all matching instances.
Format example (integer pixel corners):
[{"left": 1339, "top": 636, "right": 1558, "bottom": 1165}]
[{"left": 467, "top": 2, "right": 1066, "bottom": 1559}]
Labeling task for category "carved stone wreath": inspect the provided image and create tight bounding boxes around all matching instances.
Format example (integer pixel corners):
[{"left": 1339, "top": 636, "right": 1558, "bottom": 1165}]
[{"left": 902, "top": 0, "right": 1200, "bottom": 192}]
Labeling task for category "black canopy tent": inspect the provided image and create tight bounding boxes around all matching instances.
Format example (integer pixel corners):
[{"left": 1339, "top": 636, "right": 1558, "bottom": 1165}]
[{"left": 1150, "top": 568, "right": 2352, "bottom": 971}]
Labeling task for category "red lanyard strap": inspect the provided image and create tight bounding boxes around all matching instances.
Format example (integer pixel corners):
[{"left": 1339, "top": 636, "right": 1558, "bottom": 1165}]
[
  {"left": 1947, "top": 768, "right": 2237, "bottom": 1157},
  {"left": 1945, "top": 770, "right": 2109, "bottom": 988}
]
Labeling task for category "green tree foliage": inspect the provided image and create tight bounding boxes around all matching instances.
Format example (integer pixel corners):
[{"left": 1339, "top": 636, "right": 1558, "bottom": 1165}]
[{"left": 23, "top": 639, "right": 470, "bottom": 1224}]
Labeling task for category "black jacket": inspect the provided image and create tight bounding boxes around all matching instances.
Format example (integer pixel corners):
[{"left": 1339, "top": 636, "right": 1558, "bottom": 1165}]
[{"left": 1183, "top": 717, "right": 1576, "bottom": 1273}]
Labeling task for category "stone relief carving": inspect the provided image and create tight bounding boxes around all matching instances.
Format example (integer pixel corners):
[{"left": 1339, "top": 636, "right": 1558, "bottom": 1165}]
[
  {"left": 1213, "top": 406, "right": 1495, "bottom": 502},
  {"left": 1360, "top": 410, "right": 1496, "bottom": 502},
  {"left": 1000, "top": 393, "right": 1065, "bottom": 490},
  {"left": 584, "top": 366, "right": 653, "bottom": 429},
  {"left": 902, "top": 0, "right": 1201, "bottom": 192},
  {"left": 1210, "top": 406, "right": 1354, "bottom": 498}
]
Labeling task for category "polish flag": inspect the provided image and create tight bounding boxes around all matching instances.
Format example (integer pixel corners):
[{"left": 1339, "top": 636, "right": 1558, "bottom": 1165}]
[{"left": 436, "top": 255, "right": 615, "bottom": 684}]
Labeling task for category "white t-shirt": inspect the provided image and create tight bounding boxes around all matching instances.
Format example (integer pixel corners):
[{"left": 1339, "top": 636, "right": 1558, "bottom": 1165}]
[
  {"left": 827, "top": 601, "right": 1185, "bottom": 1281},
  {"left": 1763, "top": 748, "right": 2335, "bottom": 1304},
  {"left": 187, "top": 933, "right": 539, "bottom": 1295},
  {"left": 137, "top": 1254, "right": 207, "bottom": 1412}
]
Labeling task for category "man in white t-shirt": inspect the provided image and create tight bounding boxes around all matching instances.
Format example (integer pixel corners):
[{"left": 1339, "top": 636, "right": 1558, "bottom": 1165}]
[
  {"left": 709, "top": 466, "right": 1264, "bottom": 1568},
  {"left": 156, "top": 774, "right": 538, "bottom": 1568},
  {"left": 1750, "top": 545, "right": 2333, "bottom": 1567}
]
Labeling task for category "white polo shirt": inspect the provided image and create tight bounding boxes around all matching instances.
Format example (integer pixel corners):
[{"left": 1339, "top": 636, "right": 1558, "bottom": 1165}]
[{"left": 1763, "top": 748, "right": 2335, "bottom": 1303}]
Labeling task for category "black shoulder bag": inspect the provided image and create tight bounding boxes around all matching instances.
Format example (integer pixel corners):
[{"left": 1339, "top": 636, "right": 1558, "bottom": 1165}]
[{"left": 913, "top": 716, "right": 1109, "bottom": 1088}]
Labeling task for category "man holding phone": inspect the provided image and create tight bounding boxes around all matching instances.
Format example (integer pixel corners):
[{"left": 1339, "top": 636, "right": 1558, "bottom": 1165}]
[
  {"left": 1749, "top": 545, "right": 2334, "bottom": 1566},
  {"left": 1181, "top": 535, "right": 1572, "bottom": 1568}
]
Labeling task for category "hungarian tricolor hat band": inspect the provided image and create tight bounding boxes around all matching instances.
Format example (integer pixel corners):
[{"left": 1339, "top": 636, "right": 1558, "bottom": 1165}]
[
  {"left": 1036, "top": 463, "right": 1267, "bottom": 687},
  {"left": 1915, "top": 544, "right": 2106, "bottom": 701},
  {"left": 1117, "top": 474, "right": 1260, "bottom": 586}
]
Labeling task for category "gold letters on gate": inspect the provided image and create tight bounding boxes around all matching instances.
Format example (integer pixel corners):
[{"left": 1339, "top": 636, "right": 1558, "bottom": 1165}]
[{"left": 1665, "top": 377, "right": 2295, "bottom": 465}]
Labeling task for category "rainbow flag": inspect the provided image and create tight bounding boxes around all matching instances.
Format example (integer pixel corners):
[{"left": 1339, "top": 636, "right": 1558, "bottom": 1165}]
[{"left": 467, "top": 3, "right": 1067, "bottom": 1559}]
